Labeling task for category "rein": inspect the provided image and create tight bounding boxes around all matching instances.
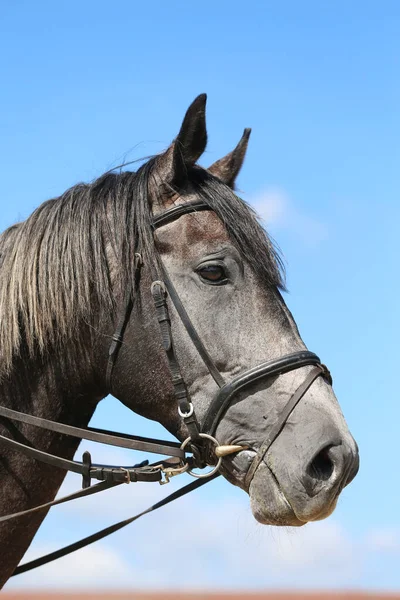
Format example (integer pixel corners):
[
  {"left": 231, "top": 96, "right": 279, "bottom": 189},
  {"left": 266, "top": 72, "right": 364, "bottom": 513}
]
[{"left": 0, "top": 200, "right": 332, "bottom": 577}]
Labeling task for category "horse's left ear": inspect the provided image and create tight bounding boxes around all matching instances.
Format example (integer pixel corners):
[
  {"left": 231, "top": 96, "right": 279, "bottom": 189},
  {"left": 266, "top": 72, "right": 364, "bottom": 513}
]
[
  {"left": 153, "top": 94, "right": 208, "bottom": 195},
  {"left": 208, "top": 128, "right": 251, "bottom": 189}
]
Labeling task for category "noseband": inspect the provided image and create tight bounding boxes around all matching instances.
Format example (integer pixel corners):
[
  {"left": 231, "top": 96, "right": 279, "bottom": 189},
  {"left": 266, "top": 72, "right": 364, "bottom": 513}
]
[
  {"left": 145, "top": 201, "right": 332, "bottom": 488},
  {"left": 1, "top": 199, "right": 332, "bottom": 576}
]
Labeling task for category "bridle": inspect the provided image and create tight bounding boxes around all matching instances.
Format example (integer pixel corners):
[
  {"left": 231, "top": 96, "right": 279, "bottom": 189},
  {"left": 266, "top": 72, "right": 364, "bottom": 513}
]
[
  {"left": 0, "top": 199, "right": 331, "bottom": 577},
  {"left": 148, "top": 201, "right": 330, "bottom": 483}
]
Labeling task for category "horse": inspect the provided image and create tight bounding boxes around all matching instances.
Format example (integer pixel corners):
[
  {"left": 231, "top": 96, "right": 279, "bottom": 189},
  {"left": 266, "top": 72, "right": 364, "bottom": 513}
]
[{"left": 0, "top": 94, "right": 359, "bottom": 587}]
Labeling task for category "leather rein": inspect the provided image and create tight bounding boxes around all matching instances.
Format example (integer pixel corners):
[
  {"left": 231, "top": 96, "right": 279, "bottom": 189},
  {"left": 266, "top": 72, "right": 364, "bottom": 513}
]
[{"left": 0, "top": 199, "right": 331, "bottom": 576}]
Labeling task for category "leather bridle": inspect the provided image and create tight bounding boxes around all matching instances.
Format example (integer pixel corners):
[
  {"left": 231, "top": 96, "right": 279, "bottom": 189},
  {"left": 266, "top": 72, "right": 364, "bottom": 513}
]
[
  {"left": 150, "top": 201, "right": 331, "bottom": 484},
  {"left": 1, "top": 199, "right": 332, "bottom": 577}
]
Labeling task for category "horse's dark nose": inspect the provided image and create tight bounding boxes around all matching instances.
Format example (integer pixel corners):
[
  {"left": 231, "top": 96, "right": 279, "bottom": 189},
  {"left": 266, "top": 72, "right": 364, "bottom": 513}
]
[{"left": 302, "top": 441, "right": 359, "bottom": 497}]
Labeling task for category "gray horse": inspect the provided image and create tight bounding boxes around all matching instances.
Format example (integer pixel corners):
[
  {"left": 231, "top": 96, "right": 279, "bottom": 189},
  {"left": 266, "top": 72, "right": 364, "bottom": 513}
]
[{"left": 0, "top": 94, "right": 358, "bottom": 586}]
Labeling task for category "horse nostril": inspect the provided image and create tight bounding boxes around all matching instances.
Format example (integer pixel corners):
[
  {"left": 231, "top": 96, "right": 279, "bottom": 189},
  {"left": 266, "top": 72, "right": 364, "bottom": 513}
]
[
  {"left": 303, "top": 441, "right": 358, "bottom": 498},
  {"left": 307, "top": 445, "right": 335, "bottom": 483}
]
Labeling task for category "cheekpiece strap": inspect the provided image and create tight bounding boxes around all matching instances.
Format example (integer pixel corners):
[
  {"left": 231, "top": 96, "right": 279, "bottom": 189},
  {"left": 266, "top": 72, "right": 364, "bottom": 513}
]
[{"left": 150, "top": 280, "right": 201, "bottom": 443}]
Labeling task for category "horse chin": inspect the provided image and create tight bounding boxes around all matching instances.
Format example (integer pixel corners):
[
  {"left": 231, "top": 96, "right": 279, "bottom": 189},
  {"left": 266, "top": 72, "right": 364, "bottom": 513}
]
[
  {"left": 248, "top": 460, "right": 306, "bottom": 527},
  {"left": 247, "top": 459, "right": 339, "bottom": 526},
  {"left": 220, "top": 450, "right": 305, "bottom": 527},
  {"left": 220, "top": 450, "right": 341, "bottom": 527}
]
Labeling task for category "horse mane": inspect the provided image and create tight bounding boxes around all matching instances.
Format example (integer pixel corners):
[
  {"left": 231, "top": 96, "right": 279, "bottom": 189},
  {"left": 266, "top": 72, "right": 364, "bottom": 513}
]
[{"left": 0, "top": 158, "right": 285, "bottom": 380}]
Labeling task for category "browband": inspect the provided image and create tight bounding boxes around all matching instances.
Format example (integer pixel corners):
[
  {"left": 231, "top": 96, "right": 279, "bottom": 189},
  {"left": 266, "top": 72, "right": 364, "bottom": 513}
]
[{"left": 152, "top": 200, "right": 211, "bottom": 229}]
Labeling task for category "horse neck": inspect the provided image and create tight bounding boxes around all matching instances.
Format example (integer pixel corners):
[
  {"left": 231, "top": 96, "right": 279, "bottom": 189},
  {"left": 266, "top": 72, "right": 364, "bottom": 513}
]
[{"left": 0, "top": 347, "right": 102, "bottom": 587}]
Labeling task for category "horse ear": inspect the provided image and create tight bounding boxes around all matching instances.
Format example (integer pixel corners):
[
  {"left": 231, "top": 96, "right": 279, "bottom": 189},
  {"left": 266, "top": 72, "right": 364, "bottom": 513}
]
[
  {"left": 153, "top": 94, "right": 208, "bottom": 194},
  {"left": 208, "top": 128, "right": 251, "bottom": 189}
]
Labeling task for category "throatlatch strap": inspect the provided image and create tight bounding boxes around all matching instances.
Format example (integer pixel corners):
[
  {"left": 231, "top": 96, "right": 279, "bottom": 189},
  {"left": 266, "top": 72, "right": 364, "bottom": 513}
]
[
  {"left": 106, "top": 253, "right": 143, "bottom": 392},
  {"left": 105, "top": 289, "right": 133, "bottom": 391}
]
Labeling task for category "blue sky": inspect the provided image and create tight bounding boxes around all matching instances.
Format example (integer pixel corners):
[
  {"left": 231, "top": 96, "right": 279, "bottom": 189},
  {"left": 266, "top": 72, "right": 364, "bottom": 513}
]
[{"left": 1, "top": 0, "right": 399, "bottom": 591}]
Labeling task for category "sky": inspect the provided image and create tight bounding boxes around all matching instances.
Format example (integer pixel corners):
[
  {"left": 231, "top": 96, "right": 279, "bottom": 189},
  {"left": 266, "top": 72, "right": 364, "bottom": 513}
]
[{"left": 0, "top": 0, "right": 399, "bottom": 592}]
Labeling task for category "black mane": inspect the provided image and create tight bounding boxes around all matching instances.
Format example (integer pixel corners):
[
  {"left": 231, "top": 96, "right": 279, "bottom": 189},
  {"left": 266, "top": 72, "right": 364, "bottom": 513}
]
[{"left": 0, "top": 158, "right": 285, "bottom": 379}]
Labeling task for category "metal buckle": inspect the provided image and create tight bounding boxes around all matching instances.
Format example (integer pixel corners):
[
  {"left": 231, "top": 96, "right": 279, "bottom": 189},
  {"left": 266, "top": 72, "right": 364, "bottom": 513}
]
[
  {"left": 159, "top": 462, "right": 190, "bottom": 485},
  {"left": 151, "top": 280, "right": 167, "bottom": 295},
  {"left": 119, "top": 467, "right": 131, "bottom": 484},
  {"left": 134, "top": 252, "right": 143, "bottom": 267}
]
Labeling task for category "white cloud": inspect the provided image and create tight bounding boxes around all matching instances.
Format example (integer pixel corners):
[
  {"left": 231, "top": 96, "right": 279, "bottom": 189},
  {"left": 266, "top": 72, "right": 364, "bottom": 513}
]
[
  {"left": 7, "top": 544, "right": 133, "bottom": 590},
  {"left": 123, "top": 499, "right": 360, "bottom": 589},
  {"left": 250, "top": 187, "right": 288, "bottom": 225},
  {"left": 365, "top": 528, "right": 400, "bottom": 553},
  {"left": 247, "top": 187, "right": 328, "bottom": 247}
]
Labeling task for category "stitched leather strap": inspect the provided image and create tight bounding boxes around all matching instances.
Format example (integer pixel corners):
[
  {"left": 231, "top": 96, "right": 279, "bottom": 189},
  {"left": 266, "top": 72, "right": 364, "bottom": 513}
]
[
  {"left": 0, "top": 432, "right": 164, "bottom": 484},
  {"left": 152, "top": 200, "right": 211, "bottom": 229},
  {"left": 151, "top": 281, "right": 192, "bottom": 414},
  {"left": 202, "top": 351, "right": 324, "bottom": 436},
  {"left": 0, "top": 405, "right": 184, "bottom": 459},
  {"left": 151, "top": 281, "right": 202, "bottom": 443},
  {"left": 0, "top": 457, "right": 182, "bottom": 525}
]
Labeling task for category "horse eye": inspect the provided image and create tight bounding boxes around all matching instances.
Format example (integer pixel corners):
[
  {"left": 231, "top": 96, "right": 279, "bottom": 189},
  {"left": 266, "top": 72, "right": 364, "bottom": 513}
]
[{"left": 197, "top": 264, "right": 227, "bottom": 283}]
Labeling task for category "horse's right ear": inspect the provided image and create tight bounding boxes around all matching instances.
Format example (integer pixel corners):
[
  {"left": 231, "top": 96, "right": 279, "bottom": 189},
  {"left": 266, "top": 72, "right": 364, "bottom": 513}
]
[{"left": 151, "top": 94, "right": 208, "bottom": 201}]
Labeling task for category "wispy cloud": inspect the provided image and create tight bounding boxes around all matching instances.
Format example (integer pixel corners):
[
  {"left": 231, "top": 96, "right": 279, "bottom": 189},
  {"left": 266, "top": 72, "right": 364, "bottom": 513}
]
[
  {"left": 365, "top": 528, "right": 400, "bottom": 553},
  {"left": 9, "top": 499, "right": 359, "bottom": 590},
  {"left": 10, "top": 544, "right": 134, "bottom": 590},
  {"left": 246, "top": 187, "right": 329, "bottom": 248}
]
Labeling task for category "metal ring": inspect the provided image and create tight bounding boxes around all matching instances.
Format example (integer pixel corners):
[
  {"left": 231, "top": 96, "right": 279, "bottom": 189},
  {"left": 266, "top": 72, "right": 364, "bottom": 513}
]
[
  {"left": 178, "top": 402, "right": 194, "bottom": 419},
  {"left": 180, "top": 433, "right": 222, "bottom": 479}
]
